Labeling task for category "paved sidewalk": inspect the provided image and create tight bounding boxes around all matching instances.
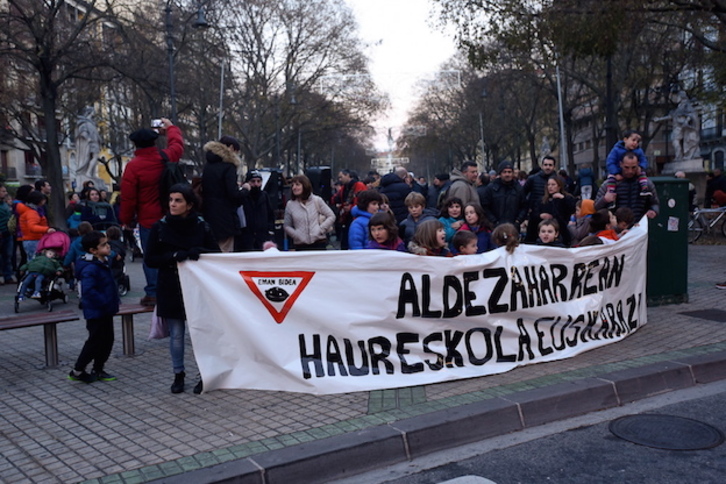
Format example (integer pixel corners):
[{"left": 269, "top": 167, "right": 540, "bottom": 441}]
[{"left": 1, "top": 244, "right": 725, "bottom": 484}]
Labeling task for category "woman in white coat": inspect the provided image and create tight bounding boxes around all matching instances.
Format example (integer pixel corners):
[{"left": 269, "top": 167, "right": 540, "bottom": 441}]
[{"left": 284, "top": 175, "right": 335, "bottom": 250}]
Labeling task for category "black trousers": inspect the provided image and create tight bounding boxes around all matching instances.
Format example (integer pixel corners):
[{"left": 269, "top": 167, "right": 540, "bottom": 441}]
[{"left": 74, "top": 315, "right": 114, "bottom": 373}]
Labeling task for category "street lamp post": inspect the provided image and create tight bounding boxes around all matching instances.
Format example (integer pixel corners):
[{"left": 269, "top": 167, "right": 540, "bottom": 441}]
[
  {"left": 165, "top": 2, "right": 176, "bottom": 124},
  {"left": 165, "top": 1, "right": 209, "bottom": 125},
  {"left": 288, "top": 83, "right": 300, "bottom": 177},
  {"left": 217, "top": 59, "right": 225, "bottom": 139},
  {"left": 296, "top": 130, "right": 302, "bottom": 175},
  {"left": 479, "top": 88, "right": 488, "bottom": 171},
  {"left": 555, "top": 63, "right": 568, "bottom": 170}
]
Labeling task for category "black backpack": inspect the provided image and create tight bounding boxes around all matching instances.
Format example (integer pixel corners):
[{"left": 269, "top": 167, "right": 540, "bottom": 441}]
[{"left": 158, "top": 149, "right": 188, "bottom": 210}]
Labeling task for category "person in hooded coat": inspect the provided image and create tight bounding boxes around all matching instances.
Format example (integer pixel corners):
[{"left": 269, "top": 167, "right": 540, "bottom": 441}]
[{"left": 201, "top": 136, "right": 243, "bottom": 252}]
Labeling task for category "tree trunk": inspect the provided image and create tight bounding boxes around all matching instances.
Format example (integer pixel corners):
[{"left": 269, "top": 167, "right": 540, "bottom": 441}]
[
  {"left": 566, "top": 116, "right": 576, "bottom": 177},
  {"left": 40, "top": 70, "right": 67, "bottom": 230},
  {"left": 528, "top": 133, "right": 537, "bottom": 170},
  {"left": 604, "top": 55, "right": 618, "bottom": 161}
]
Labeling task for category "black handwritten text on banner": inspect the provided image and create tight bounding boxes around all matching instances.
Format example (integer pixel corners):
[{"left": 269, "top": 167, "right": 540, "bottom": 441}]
[{"left": 179, "top": 221, "right": 648, "bottom": 395}]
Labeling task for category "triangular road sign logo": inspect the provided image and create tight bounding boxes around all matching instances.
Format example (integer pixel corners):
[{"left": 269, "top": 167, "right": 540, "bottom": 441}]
[{"left": 240, "top": 271, "right": 315, "bottom": 324}]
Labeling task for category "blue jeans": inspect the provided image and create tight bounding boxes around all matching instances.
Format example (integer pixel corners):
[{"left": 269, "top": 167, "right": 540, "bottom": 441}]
[
  {"left": 0, "top": 233, "right": 13, "bottom": 279},
  {"left": 22, "top": 240, "right": 39, "bottom": 261},
  {"left": 139, "top": 226, "right": 157, "bottom": 297},
  {"left": 20, "top": 273, "right": 45, "bottom": 295},
  {"left": 167, "top": 318, "right": 186, "bottom": 374}
]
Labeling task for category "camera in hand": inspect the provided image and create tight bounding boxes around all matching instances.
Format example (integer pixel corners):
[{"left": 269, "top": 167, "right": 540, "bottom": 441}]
[{"left": 151, "top": 119, "right": 163, "bottom": 129}]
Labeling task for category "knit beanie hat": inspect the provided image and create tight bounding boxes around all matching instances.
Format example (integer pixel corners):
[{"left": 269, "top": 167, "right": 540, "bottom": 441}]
[
  {"left": 497, "top": 161, "right": 513, "bottom": 174},
  {"left": 245, "top": 170, "right": 262, "bottom": 182}
]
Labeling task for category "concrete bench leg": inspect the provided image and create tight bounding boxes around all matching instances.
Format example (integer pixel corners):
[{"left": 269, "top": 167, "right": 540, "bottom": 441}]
[
  {"left": 121, "top": 314, "right": 135, "bottom": 356},
  {"left": 43, "top": 323, "right": 59, "bottom": 368}
]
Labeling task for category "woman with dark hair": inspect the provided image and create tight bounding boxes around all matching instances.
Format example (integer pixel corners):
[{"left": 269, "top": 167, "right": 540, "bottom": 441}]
[
  {"left": 283, "top": 174, "right": 335, "bottom": 251},
  {"left": 79, "top": 180, "right": 95, "bottom": 200},
  {"left": 80, "top": 188, "right": 118, "bottom": 229},
  {"left": 540, "top": 176, "right": 576, "bottom": 247},
  {"left": 144, "top": 184, "right": 220, "bottom": 394}
]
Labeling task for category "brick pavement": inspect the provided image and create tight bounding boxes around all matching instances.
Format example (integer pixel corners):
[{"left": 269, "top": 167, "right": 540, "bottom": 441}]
[{"left": 0, "top": 244, "right": 725, "bottom": 483}]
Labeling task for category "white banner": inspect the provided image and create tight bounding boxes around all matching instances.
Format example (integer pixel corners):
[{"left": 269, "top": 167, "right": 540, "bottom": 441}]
[{"left": 179, "top": 220, "right": 649, "bottom": 395}]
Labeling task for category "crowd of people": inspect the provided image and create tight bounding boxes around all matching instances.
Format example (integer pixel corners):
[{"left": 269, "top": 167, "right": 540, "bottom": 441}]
[
  {"left": 4, "top": 120, "right": 726, "bottom": 392},
  {"left": 325, "top": 164, "right": 644, "bottom": 257}
]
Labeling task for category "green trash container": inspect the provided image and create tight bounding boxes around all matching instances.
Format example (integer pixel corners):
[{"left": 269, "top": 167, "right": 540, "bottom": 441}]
[{"left": 646, "top": 177, "right": 689, "bottom": 306}]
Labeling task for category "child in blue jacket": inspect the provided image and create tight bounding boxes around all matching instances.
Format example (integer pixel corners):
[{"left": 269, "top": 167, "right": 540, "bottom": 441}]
[
  {"left": 69, "top": 231, "right": 120, "bottom": 384},
  {"left": 605, "top": 130, "right": 651, "bottom": 196},
  {"left": 348, "top": 190, "right": 382, "bottom": 250}
]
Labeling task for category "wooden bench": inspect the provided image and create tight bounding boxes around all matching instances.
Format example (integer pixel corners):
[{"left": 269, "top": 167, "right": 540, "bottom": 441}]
[
  {"left": 0, "top": 310, "right": 80, "bottom": 367},
  {"left": 116, "top": 304, "right": 154, "bottom": 356}
]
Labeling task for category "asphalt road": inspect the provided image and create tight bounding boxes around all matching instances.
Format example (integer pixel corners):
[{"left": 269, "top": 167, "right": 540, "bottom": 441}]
[{"left": 339, "top": 380, "right": 726, "bottom": 484}]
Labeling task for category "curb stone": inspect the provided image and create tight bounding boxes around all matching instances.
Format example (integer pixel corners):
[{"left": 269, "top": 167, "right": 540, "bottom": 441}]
[{"left": 148, "top": 353, "right": 726, "bottom": 484}]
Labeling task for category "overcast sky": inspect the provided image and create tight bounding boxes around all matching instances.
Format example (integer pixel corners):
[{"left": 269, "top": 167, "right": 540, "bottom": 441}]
[{"left": 344, "top": 0, "right": 458, "bottom": 150}]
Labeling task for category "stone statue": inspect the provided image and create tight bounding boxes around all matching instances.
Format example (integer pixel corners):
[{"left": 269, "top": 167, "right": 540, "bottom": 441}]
[
  {"left": 74, "top": 106, "right": 101, "bottom": 184},
  {"left": 656, "top": 91, "right": 701, "bottom": 162},
  {"left": 540, "top": 136, "right": 551, "bottom": 158}
]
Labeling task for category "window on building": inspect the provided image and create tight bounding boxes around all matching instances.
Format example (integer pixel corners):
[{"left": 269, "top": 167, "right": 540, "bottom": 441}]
[{"left": 24, "top": 151, "right": 42, "bottom": 177}]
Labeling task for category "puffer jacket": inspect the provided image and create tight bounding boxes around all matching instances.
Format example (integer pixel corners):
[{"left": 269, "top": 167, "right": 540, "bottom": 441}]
[
  {"left": 594, "top": 176, "right": 660, "bottom": 221},
  {"left": 20, "top": 254, "right": 62, "bottom": 277},
  {"left": 17, "top": 203, "right": 51, "bottom": 241},
  {"left": 76, "top": 254, "right": 120, "bottom": 320},
  {"left": 378, "top": 173, "right": 411, "bottom": 224},
  {"left": 348, "top": 206, "right": 373, "bottom": 250},
  {"left": 605, "top": 140, "right": 648, "bottom": 175}
]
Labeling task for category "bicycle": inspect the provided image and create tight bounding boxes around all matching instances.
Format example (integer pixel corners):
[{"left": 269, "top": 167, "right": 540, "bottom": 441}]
[{"left": 687, "top": 206, "right": 726, "bottom": 243}]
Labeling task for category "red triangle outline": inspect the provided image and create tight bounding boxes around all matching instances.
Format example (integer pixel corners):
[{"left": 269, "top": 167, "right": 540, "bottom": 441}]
[{"left": 240, "top": 271, "right": 315, "bottom": 324}]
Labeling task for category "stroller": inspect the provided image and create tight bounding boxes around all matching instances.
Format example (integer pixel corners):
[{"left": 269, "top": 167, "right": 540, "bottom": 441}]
[
  {"left": 123, "top": 226, "right": 143, "bottom": 261},
  {"left": 15, "top": 231, "right": 71, "bottom": 313},
  {"left": 108, "top": 234, "right": 131, "bottom": 297}
]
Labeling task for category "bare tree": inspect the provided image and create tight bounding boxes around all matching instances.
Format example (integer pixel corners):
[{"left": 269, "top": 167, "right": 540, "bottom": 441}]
[
  {"left": 205, "top": 0, "right": 385, "bottom": 171},
  {"left": 0, "top": 0, "right": 123, "bottom": 226}
]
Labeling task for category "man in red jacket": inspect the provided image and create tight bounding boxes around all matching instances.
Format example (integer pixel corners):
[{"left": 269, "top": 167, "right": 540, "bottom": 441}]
[
  {"left": 330, "top": 169, "right": 366, "bottom": 249},
  {"left": 120, "top": 118, "right": 184, "bottom": 306}
]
